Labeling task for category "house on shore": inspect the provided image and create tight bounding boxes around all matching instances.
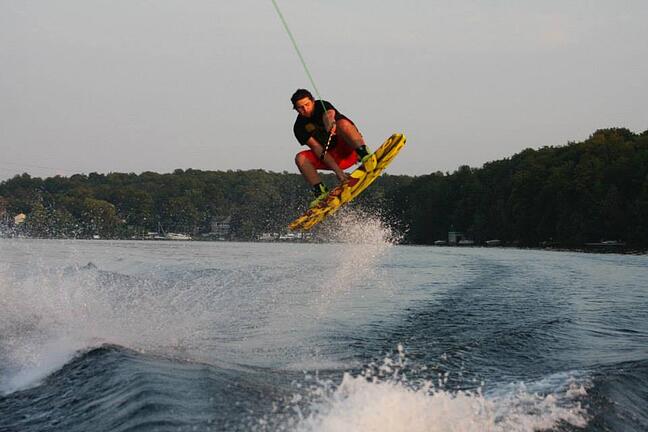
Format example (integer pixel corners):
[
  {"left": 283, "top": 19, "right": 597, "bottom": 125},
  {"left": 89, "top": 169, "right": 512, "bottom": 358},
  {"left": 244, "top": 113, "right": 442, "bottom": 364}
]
[{"left": 210, "top": 216, "right": 231, "bottom": 240}]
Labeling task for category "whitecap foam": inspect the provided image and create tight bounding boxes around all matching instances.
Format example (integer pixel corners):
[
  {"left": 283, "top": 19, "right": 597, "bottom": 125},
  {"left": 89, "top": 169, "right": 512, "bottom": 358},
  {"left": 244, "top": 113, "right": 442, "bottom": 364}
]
[
  {"left": 1, "top": 336, "right": 89, "bottom": 394},
  {"left": 0, "top": 263, "right": 126, "bottom": 393},
  {"left": 267, "top": 347, "right": 589, "bottom": 432},
  {"left": 296, "top": 373, "right": 491, "bottom": 432},
  {"left": 295, "top": 373, "right": 588, "bottom": 432},
  {"left": 0, "top": 260, "right": 234, "bottom": 394}
]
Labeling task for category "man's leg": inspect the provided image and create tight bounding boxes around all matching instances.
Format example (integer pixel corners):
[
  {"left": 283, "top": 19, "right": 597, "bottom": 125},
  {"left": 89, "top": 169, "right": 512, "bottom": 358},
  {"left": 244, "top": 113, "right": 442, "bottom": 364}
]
[
  {"left": 335, "top": 119, "right": 365, "bottom": 150},
  {"left": 296, "top": 149, "right": 337, "bottom": 207},
  {"left": 336, "top": 119, "right": 376, "bottom": 170},
  {"left": 295, "top": 151, "right": 321, "bottom": 186}
]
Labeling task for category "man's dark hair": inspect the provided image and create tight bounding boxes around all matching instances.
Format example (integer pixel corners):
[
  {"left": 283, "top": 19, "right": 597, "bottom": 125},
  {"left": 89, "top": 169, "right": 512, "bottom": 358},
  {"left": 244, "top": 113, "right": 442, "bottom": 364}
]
[{"left": 291, "top": 89, "right": 314, "bottom": 107}]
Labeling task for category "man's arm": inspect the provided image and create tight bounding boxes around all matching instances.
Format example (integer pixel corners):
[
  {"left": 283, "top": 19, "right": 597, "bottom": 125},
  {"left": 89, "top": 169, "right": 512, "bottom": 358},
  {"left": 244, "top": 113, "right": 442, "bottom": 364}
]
[
  {"left": 305, "top": 137, "right": 349, "bottom": 183},
  {"left": 323, "top": 109, "right": 337, "bottom": 134}
]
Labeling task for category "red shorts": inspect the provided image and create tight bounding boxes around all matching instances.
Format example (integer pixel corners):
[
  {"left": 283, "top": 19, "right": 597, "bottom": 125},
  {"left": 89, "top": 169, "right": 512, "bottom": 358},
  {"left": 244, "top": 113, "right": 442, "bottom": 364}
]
[{"left": 297, "top": 137, "right": 358, "bottom": 170}]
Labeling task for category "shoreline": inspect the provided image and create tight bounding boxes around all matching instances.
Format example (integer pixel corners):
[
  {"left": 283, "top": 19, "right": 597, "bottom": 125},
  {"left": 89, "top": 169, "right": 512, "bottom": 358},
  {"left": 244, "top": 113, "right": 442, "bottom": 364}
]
[{"left": 1, "top": 235, "right": 646, "bottom": 255}]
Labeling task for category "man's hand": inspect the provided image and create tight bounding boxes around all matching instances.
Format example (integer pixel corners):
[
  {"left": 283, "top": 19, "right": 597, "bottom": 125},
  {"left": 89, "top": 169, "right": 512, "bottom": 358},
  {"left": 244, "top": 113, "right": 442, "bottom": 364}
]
[
  {"left": 336, "top": 171, "right": 350, "bottom": 184},
  {"left": 323, "top": 109, "right": 337, "bottom": 134}
]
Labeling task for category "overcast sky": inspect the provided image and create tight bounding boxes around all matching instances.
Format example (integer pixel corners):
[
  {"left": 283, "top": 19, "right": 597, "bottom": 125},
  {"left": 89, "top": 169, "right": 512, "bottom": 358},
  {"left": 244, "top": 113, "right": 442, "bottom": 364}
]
[{"left": 1, "top": 0, "right": 647, "bottom": 180}]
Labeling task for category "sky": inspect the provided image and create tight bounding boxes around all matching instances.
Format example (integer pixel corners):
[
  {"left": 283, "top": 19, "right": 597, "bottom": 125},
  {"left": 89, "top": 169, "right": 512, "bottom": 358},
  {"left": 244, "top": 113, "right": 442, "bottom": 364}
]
[{"left": 1, "top": 0, "right": 647, "bottom": 180}]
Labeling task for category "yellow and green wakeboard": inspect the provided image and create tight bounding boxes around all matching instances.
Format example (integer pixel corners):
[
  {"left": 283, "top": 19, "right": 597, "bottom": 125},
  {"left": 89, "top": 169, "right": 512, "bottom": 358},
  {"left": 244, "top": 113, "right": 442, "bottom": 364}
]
[{"left": 289, "top": 133, "right": 406, "bottom": 231}]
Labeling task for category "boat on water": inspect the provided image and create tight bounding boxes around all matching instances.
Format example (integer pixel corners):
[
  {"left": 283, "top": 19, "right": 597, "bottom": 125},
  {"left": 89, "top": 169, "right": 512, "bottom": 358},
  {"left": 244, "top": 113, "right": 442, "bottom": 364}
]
[{"left": 164, "top": 233, "right": 192, "bottom": 241}]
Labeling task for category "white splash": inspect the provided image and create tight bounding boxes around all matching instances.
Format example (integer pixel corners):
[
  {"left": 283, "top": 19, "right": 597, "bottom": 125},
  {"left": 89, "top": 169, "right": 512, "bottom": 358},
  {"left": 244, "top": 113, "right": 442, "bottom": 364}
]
[
  {"left": 295, "top": 373, "right": 587, "bottom": 432},
  {"left": 307, "top": 208, "right": 401, "bottom": 317},
  {"left": 266, "top": 348, "right": 589, "bottom": 432},
  {"left": 259, "top": 345, "right": 587, "bottom": 432},
  {"left": 0, "top": 262, "right": 231, "bottom": 394}
]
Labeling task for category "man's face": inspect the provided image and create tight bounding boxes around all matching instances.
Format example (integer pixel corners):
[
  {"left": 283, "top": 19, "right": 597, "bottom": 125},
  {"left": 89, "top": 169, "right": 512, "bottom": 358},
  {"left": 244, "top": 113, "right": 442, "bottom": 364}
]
[{"left": 294, "top": 97, "right": 315, "bottom": 118}]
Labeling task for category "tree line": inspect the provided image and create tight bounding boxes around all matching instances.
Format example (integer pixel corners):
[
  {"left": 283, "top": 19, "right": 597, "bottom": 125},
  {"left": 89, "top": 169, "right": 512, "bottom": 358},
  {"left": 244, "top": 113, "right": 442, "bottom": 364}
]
[{"left": 1, "top": 128, "right": 647, "bottom": 248}]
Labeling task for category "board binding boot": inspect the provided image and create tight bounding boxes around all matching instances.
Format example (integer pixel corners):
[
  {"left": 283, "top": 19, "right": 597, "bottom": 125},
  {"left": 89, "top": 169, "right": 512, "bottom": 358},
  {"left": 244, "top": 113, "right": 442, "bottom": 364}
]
[
  {"left": 356, "top": 145, "right": 377, "bottom": 172},
  {"left": 361, "top": 153, "right": 377, "bottom": 172},
  {"left": 309, "top": 183, "right": 329, "bottom": 208}
]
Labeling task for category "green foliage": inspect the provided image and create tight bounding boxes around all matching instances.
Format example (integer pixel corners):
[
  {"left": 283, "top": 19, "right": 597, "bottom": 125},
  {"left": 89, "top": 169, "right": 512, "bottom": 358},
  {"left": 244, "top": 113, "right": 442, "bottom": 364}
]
[
  {"left": 81, "top": 198, "right": 121, "bottom": 238},
  {"left": 1, "top": 128, "right": 647, "bottom": 247},
  {"left": 0, "top": 169, "right": 312, "bottom": 240},
  {"left": 394, "top": 127, "right": 648, "bottom": 247}
]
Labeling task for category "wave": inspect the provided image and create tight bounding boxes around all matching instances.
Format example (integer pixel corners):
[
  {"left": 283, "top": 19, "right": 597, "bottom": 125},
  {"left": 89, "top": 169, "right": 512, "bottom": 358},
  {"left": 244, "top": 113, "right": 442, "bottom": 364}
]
[
  {"left": 290, "top": 374, "right": 586, "bottom": 432},
  {"left": 262, "top": 352, "right": 648, "bottom": 432},
  {"left": 2, "top": 337, "right": 647, "bottom": 432},
  {"left": 0, "top": 261, "right": 260, "bottom": 394},
  {"left": 3, "top": 237, "right": 644, "bottom": 431},
  {"left": 258, "top": 347, "right": 591, "bottom": 432},
  {"left": 584, "top": 359, "right": 648, "bottom": 432},
  {"left": 0, "top": 216, "right": 401, "bottom": 396},
  {"left": 5, "top": 343, "right": 589, "bottom": 432},
  {"left": 0, "top": 344, "right": 263, "bottom": 432}
]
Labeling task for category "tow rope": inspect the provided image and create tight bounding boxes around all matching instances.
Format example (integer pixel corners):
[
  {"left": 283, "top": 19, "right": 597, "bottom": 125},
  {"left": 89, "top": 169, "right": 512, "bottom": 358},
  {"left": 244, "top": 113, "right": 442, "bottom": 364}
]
[{"left": 270, "top": 0, "right": 334, "bottom": 160}]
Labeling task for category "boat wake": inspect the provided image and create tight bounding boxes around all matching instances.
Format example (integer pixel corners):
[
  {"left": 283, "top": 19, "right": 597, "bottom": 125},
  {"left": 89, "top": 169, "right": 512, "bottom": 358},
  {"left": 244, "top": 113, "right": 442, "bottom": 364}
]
[{"left": 257, "top": 347, "right": 589, "bottom": 432}]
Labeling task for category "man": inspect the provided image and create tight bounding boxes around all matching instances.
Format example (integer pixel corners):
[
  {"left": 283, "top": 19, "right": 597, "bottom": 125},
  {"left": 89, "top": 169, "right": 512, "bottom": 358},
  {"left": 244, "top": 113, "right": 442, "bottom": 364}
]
[{"left": 291, "top": 89, "right": 377, "bottom": 207}]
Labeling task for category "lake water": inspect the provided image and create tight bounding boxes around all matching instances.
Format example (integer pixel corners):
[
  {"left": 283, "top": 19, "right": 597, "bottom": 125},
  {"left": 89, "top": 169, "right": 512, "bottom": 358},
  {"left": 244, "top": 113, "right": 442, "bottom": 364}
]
[{"left": 1, "top": 218, "right": 647, "bottom": 431}]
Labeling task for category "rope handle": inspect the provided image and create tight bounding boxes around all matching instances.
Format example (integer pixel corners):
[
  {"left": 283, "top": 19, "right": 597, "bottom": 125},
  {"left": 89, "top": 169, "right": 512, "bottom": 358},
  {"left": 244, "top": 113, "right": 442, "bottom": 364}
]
[{"left": 320, "top": 131, "right": 334, "bottom": 161}]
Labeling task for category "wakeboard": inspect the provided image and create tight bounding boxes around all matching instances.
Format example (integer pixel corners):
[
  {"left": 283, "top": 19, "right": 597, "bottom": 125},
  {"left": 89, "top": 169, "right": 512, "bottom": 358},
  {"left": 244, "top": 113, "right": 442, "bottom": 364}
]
[{"left": 288, "top": 133, "right": 406, "bottom": 231}]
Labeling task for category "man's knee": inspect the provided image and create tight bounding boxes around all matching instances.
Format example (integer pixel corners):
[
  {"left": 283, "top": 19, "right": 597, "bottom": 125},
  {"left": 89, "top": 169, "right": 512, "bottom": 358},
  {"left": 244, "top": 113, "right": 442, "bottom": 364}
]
[
  {"left": 336, "top": 119, "right": 364, "bottom": 147},
  {"left": 336, "top": 118, "right": 354, "bottom": 131},
  {"left": 295, "top": 152, "right": 310, "bottom": 167},
  {"left": 337, "top": 119, "right": 361, "bottom": 137}
]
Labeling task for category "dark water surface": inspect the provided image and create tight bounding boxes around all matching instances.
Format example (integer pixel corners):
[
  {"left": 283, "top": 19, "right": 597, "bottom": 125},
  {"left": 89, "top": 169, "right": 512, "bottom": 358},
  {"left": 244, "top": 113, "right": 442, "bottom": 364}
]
[{"left": 1, "top": 228, "right": 647, "bottom": 431}]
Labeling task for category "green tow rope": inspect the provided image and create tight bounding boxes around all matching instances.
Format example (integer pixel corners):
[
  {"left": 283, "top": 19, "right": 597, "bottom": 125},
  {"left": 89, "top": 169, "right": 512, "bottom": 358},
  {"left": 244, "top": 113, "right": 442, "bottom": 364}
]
[{"left": 270, "top": 0, "right": 334, "bottom": 160}]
